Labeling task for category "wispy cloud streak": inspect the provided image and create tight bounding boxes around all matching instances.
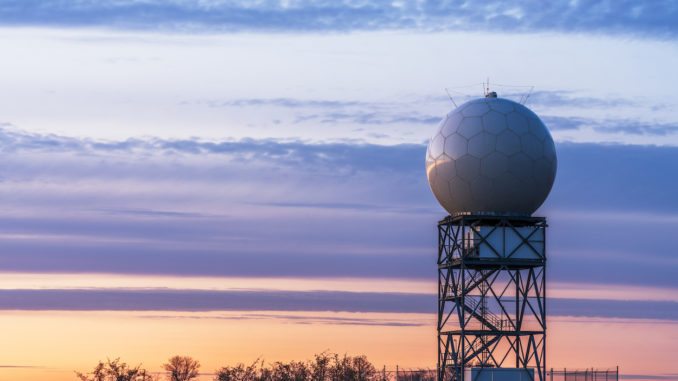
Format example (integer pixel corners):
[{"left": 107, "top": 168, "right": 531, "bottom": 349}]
[
  {"left": 181, "top": 94, "right": 675, "bottom": 135},
  {"left": 543, "top": 116, "right": 678, "bottom": 136},
  {"left": 0, "top": 289, "right": 677, "bottom": 322},
  {"left": 0, "top": 289, "right": 431, "bottom": 313},
  {"left": 142, "top": 312, "right": 427, "bottom": 327}
]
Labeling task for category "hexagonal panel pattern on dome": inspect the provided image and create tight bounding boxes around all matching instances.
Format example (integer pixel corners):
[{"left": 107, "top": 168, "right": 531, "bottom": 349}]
[{"left": 425, "top": 97, "right": 557, "bottom": 216}]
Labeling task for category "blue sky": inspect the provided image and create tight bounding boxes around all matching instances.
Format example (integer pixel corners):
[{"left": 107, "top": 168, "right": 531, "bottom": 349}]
[
  {"left": 0, "top": 0, "right": 677, "bottom": 378},
  {"left": 1, "top": 130, "right": 677, "bottom": 317},
  {"left": 0, "top": 0, "right": 676, "bottom": 316},
  {"left": 0, "top": 0, "right": 677, "bottom": 37}
]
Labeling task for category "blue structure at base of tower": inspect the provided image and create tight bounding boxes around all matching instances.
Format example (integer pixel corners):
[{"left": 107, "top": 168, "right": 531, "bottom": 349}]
[{"left": 437, "top": 214, "right": 546, "bottom": 381}]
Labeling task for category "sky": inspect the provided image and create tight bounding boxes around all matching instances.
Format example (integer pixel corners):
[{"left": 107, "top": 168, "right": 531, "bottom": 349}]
[{"left": 0, "top": 1, "right": 677, "bottom": 380}]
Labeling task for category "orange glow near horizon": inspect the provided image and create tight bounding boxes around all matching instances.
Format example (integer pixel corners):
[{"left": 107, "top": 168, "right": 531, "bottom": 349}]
[
  {"left": 0, "top": 274, "right": 676, "bottom": 380},
  {"left": 0, "top": 310, "right": 676, "bottom": 381},
  {"left": 548, "top": 316, "right": 678, "bottom": 374},
  {"left": 0, "top": 310, "right": 435, "bottom": 381}
]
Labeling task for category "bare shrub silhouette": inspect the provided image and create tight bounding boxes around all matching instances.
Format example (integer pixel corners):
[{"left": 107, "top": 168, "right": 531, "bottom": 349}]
[
  {"left": 269, "top": 360, "right": 311, "bottom": 381},
  {"left": 310, "top": 352, "right": 332, "bottom": 381},
  {"left": 215, "top": 359, "right": 263, "bottom": 381},
  {"left": 163, "top": 355, "right": 201, "bottom": 381},
  {"left": 75, "top": 352, "right": 430, "bottom": 381},
  {"left": 76, "top": 358, "right": 157, "bottom": 381},
  {"left": 214, "top": 352, "right": 378, "bottom": 381}
]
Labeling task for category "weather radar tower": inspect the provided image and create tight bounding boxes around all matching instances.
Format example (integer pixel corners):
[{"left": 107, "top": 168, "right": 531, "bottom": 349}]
[{"left": 426, "top": 90, "right": 557, "bottom": 381}]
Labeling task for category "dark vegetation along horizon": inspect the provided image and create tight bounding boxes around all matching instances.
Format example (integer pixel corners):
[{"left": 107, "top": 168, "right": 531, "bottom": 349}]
[{"left": 76, "top": 353, "right": 435, "bottom": 381}]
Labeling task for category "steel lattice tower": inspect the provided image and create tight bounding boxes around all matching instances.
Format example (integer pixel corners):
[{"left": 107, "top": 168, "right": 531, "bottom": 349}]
[{"left": 437, "top": 214, "right": 547, "bottom": 381}]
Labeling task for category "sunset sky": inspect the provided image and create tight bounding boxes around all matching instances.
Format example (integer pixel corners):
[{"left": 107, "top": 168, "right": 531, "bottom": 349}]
[{"left": 0, "top": 1, "right": 677, "bottom": 380}]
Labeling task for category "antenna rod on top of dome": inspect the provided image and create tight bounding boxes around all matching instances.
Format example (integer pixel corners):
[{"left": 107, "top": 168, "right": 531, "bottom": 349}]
[
  {"left": 444, "top": 88, "right": 458, "bottom": 108},
  {"left": 520, "top": 86, "right": 535, "bottom": 105}
]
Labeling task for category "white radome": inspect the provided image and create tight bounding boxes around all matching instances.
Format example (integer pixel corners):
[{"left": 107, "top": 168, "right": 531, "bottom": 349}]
[{"left": 426, "top": 97, "right": 557, "bottom": 216}]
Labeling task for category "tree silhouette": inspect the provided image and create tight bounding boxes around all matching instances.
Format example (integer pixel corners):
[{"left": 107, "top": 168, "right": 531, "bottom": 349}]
[
  {"left": 310, "top": 352, "right": 332, "bottom": 381},
  {"left": 351, "top": 356, "right": 376, "bottom": 381},
  {"left": 270, "top": 360, "right": 310, "bottom": 381},
  {"left": 163, "top": 355, "right": 201, "bottom": 381},
  {"left": 78, "top": 352, "right": 392, "bottom": 381},
  {"left": 215, "top": 359, "right": 262, "bottom": 381},
  {"left": 76, "top": 358, "right": 156, "bottom": 381},
  {"left": 214, "top": 352, "right": 380, "bottom": 381}
]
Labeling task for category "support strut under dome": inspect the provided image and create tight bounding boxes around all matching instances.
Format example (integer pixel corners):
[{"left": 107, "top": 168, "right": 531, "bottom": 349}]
[{"left": 437, "top": 215, "right": 547, "bottom": 381}]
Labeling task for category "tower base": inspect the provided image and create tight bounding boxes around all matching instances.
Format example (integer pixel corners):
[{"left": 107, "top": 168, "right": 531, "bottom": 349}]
[{"left": 465, "top": 368, "right": 534, "bottom": 381}]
